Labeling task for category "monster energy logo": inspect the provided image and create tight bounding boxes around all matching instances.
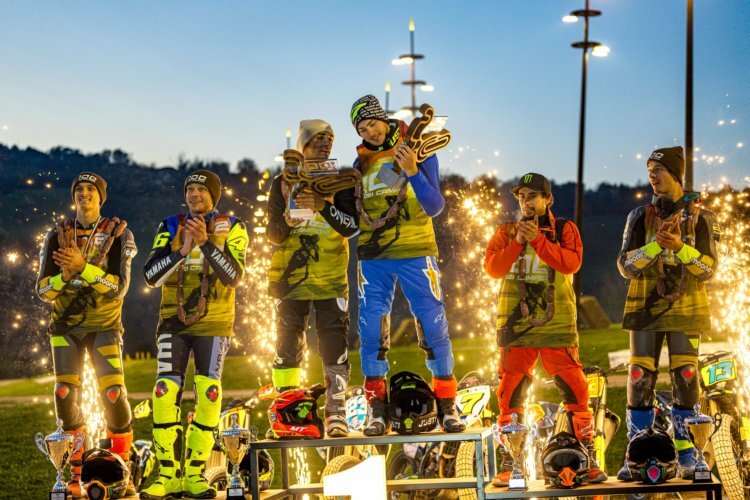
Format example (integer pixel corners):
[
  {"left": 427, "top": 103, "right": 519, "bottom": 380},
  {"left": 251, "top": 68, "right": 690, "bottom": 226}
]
[
  {"left": 524, "top": 173, "right": 533, "bottom": 184},
  {"left": 351, "top": 102, "right": 367, "bottom": 122}
]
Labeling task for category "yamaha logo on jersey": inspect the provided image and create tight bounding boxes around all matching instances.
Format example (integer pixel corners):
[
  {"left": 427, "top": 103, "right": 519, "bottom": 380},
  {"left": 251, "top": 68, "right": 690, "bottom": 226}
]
[{"left": 187, "top": 174, "right": 207, "bottom": 183}]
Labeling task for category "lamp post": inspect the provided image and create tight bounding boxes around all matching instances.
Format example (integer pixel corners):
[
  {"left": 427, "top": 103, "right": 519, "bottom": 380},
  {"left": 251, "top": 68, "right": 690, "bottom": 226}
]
[
  {"left": 384, "top": 81, "right": 393, "bottom": 116},
  {"left": 685, "top": 0, "right": 694, "bottom": 191},
  {"left": 564, "top": 0, "right": 608, "bottom": 300},
  {"left": 392, "top": 18, "right": 433, "bottom": 118}
]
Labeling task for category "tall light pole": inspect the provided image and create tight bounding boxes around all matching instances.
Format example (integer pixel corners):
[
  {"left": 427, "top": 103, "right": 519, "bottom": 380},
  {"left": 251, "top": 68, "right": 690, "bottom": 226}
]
[
  {"left": 384, "top": 81, "right": 393, "bottom": 116},
  {"left": 564, "top": 1, "right": 609, "bottom": 300},
  {"left": 392, "top": 18, "right": 434, "bottom": 118},
  {"left": 685, "top": 0, "right": 694, "bottom": 191}
]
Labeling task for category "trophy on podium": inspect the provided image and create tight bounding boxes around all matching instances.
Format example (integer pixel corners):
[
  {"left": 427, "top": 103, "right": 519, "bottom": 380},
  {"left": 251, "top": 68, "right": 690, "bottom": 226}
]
[
  {"left": 686, "top": 404, "right": 720, "bottom": 483},
  {"left": 501, "top": 413, "right": 529, "bottom": 490},
  {"left": 35, "top": 419, "right": 84, "bottom": 500},
  {"left": 221, "top": 413, "right": 251, "bottom": 499}
]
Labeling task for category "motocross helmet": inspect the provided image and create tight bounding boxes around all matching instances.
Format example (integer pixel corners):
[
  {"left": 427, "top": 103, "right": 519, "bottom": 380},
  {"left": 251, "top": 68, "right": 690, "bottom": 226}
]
[
  {"left": 345, "top": 386, "right": 368, "bottom": 432},
  {"left": 238, "top": 449, "right": 274, "bottom": 490},
  {"left": 129, "top": 440, "right": 155, "bottom": 492},
  {"left": 541, "top": 432, "right": 589, "bottom": 488},
  {"left": 80, "top": 448, "right": 131, "bottom": 500},
  {"left": 626, "top": 427, "right": 678, "bottom": 484},
  {"left": 267, "top": 384, "right": 326, "bottom": 439},
  {"left": 389, "top": 371, "right": 438, "bottom": 435}
]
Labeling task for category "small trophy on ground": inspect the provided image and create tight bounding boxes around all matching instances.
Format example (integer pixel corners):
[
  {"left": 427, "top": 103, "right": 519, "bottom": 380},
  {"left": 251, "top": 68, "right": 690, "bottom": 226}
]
[
  {"left": 686, "top": 404, "right": 719, "bottom": 483},
  {"left": 501, "top": 412, "right": 529, "bottom": 490},
  {"left": 35, "top": 419, "right": 84, "bottom": 500},
  {"left": 221, "top": 413, "right": 251, "bottom": 499}
]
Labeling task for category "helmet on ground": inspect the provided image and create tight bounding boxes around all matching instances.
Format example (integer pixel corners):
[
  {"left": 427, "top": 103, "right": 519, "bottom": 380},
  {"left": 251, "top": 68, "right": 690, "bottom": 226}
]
[
  {"left": 267, "top": 384, "right": 326, "bottom": 439},
  {"left": 239, "top": 449, "right": 274, "bottom": 490},
  {"left": 541, "top": 432, "right": 589, "bottom": 488},
  {"left": 626, "top": 427, "right": 678, "bottom": 484},
  {"left": 389, "top": 371, "right": 438, "bottom": 435},
  {"left": 81, "top": 448, "right": 130, "bottom": 500}
]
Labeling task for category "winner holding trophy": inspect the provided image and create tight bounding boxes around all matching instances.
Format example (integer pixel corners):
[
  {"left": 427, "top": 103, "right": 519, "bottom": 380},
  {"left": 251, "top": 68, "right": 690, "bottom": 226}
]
[{"left": 36, "top": 419, "right": 85, "bottom": 500}]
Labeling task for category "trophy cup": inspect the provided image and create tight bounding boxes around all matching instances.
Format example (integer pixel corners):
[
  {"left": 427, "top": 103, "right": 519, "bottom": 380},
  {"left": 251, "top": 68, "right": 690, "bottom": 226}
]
[
  {"left": 221, "top": 413, "right": 251, "bottom": 499},
  {"left": 35, "top": 419, "right": 84, "bottom": 500},
  {"left": 686, "top": 404, "right": 718, "bottom": 483},
  {"left": 501, "top": 413, "right": 529, "bottom": 490}
]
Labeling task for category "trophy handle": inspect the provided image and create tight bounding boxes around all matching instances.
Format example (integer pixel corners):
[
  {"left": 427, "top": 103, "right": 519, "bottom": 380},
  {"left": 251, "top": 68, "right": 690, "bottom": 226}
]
[
  {"left": 35, "top": 432, "right": 50, "bottom": 457},
  {"left": 72, "top": 434, "right": 85, "bottom": 455}
]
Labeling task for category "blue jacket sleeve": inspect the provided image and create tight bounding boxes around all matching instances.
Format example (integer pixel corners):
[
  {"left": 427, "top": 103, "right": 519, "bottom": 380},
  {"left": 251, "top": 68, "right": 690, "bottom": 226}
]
[{"left": 407, "top": 154, "right": 445, "bottom": 217}]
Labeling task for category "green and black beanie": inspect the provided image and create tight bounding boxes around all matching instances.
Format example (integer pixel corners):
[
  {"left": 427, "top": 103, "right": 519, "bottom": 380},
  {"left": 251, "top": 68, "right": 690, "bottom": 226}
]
[{"left": 350, "top": 94, "right": 389, "bottom": 129}]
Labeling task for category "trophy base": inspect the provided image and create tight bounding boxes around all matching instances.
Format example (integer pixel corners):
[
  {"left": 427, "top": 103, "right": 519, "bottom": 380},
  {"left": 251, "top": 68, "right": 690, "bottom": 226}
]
[
  {"left": 226, "top": 486, "right": 246, "bottom": 499},
  {"left": 693, "top": 469, "right": 712, "bottom": 482},
  {"left": 508, "top": 478, "right": 527, "bottom": 490},
  {"left": 50, "top": 492, "right": 68, "bottom": 500}
]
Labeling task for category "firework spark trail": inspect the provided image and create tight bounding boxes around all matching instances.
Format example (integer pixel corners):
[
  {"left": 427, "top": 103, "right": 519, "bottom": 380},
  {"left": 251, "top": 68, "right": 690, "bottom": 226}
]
[
  {"left": 82, "top": 353, "right": 106, "bottom": 444},
  {"left": 444, "top": 181, "right": 504, "bottom": 378},
  {"left": 705, "top": 190, "right": 750, "bottom": 411}
]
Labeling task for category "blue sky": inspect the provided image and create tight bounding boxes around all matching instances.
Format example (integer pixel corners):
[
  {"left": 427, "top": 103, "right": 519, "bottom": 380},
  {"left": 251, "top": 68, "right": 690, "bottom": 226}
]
[{"left": 1, "top": 1, "right": 748, "bottom": 188}]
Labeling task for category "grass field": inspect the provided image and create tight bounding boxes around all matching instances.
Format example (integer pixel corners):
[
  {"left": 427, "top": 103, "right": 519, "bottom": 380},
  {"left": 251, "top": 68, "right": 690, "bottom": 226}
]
[{"left": 3, "top": 325, "right": 639, "bottom": 498}]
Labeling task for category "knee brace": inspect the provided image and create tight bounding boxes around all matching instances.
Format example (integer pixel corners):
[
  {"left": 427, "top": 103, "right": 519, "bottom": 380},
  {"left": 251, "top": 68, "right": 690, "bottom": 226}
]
[
  {"left": 152, "top": 377, "right": 182, "bottom": 425},
  {"left": 54, "top": 381, "right": 83, "bottom": 429},
  {"left": 671, "top": 364, "right": 699, "bottom": 408},
  {"left": 101, "top": 385, "right": 132, "bottom": 432},
  {"left": 627, "top": 364, "right": 658, "bottom": 408},
  {"left": 193, "top": 375, "right": 222, "bottom": 428}
]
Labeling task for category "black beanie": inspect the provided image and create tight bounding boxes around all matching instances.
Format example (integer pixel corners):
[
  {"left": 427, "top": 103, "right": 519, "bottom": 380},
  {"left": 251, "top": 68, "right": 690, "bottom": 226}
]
[
  {"left": 184, "top": 170, "right": 222, "bottom": 209},
  {"left": 351, "top": 94, "right": 389, "bottom": 129},
  {"left": 648, "top": 146, "right": 685, "bottom": 182},
  {"left": 71, "top": 172, "right": 107, "bottom": 206}
]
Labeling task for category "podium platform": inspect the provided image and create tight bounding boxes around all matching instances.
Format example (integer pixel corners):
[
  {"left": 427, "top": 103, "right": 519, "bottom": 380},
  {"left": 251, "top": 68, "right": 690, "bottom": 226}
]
[
  {"left": 485, "top": 476, "right": 723, "bottom": 499},
  {"left": 246, "top": 427, "right": 496, "bottom": 499}
]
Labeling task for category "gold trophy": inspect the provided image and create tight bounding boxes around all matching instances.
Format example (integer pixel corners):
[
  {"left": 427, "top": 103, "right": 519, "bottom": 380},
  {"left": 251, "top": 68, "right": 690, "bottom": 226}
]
[
  {"left": 686, "top": 403, "right": 717, "bottom": 483},
  {"left": 501, "top": 413, "right": 529, "bottom": 490},
  {"left": 221, "top": 413, "right": 251, "bottom": 499},
  {"left": 35, "top": 419, "right": 84, "bottom": 500}
]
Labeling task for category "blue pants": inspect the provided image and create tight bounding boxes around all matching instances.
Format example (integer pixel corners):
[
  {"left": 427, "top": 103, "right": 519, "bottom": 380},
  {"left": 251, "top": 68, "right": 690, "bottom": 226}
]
[{"left": 357, "top": 256, "right": 454, "bottom": 378}]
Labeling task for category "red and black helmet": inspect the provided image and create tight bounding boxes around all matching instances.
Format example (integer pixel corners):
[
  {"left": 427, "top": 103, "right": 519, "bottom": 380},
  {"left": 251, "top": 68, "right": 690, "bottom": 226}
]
[{"left": 267, "top": 384, "right": 326, "bottom": 439}]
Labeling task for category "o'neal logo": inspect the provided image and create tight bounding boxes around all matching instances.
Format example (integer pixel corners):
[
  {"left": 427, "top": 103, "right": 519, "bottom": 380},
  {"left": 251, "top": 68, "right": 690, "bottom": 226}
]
[
  {"left": 187, "top": 174, "right": 207, "bottom": 183},
  {"left": 78, "top": 173, "right": 99, "bottom": 182}
]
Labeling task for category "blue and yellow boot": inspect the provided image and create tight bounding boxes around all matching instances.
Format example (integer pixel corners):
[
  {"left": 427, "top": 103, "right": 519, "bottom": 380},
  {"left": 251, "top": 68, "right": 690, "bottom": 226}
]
[
  {"left": 672, "top": 406, "right": 698, "bottom": 479},
  {"left": 617, "top": 407, "right": 655, "bottom": 481}
]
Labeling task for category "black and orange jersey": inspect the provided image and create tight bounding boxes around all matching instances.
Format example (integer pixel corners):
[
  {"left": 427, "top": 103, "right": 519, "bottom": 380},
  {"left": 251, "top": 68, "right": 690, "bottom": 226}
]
[
  {"left": 617, "top": 204, "right": 719, "bottom": 331},
  {"left": 143, "top": 212, "right": 248, "bottom": 337},
  {"left": 36, "top": 218, "right": 137, "bottom": 335}
]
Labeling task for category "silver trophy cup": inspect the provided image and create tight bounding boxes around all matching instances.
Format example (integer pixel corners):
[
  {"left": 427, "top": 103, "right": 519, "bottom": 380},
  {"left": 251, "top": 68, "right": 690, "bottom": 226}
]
[
  {"left": 35, "top": 419, "right": 84, "bottom": 500},
  {"left": 220, "top": 413, "right": 251, "bottom": 499},
  {"left": 501, "top": 413, "right": 529, "bottom": 490},
  {"left": 686, "top": 404, "right": 717, "bottom": 483}
]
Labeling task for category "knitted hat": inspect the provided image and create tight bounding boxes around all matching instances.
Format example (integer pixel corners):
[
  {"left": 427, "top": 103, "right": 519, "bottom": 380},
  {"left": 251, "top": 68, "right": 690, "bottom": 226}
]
[
  {"left": 648, "top": 146, "right": 685, "bottom": 182},
  {"left": 350, "top": 94, "right": 389, "bottom": 129},
  {"left": 296, "top": 119, "right": 334, "bottom": 152},
  {"left": 184, "top": 170, "right": 222, "bottom": 209},
  {"left": 511, "top": 172, "right": 552, "bottom": 195},
  {"left": 71, "top": 172, "right": 107, "bottom": 206}
]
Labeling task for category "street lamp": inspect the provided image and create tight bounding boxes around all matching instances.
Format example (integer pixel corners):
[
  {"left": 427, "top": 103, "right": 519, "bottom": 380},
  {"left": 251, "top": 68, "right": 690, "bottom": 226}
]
[
  {"left": 274, "top": 129, "right": 293, "bottom": 163},
  {"left": 391, "top": 18, "right": 432, "bottom": 116},
  {"left": 565, "top": 0, "right": 608, "bottom": 299},
  {"left": 384, "top": 81, "right": 393, "bottom": 116},
  {"left": 685, "top": 0, "right": 694, "bottom": 191}
]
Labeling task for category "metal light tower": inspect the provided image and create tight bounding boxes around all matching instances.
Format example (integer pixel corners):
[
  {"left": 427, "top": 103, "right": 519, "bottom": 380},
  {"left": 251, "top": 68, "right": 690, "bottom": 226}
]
[
  {"left": 564, "top": 1, "right": 609, "bottom": 299},
  {"left": 685, "top": 0, "right": 694, "bottom": 191},
  {"left": 392, "top": 18, "right": 434, "bottom": 117}
]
